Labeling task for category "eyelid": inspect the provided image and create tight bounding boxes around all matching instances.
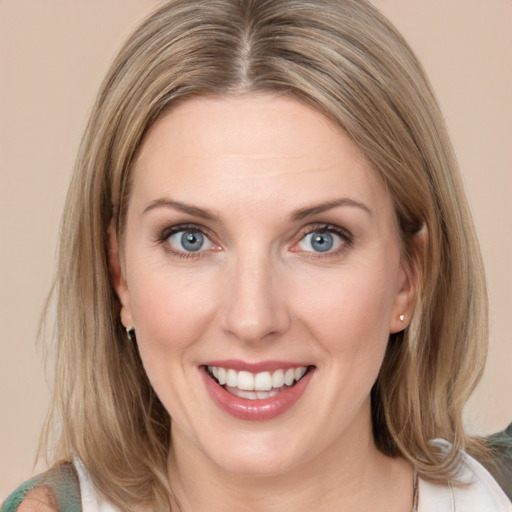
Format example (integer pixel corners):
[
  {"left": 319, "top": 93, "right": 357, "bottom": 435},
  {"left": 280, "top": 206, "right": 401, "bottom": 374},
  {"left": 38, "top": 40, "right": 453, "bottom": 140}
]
[{"left": 159, "top": 223, "right": 210, "bottom": 240}]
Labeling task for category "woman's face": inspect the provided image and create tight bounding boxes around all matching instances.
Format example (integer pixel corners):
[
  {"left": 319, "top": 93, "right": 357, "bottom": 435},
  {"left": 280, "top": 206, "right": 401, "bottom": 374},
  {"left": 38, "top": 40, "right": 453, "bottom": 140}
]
[{"left": 113, "top": 94, "right": 416, "bottom": 476}]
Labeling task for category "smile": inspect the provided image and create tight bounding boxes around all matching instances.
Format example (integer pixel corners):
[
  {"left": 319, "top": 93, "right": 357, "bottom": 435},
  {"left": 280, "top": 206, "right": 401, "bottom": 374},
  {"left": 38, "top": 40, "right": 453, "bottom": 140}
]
[
  {"left": 201, "top": 362, "right": 315, "bottom": 421},
  {"left": 207, "top": 365, "right": 309, "bottom": 400}
]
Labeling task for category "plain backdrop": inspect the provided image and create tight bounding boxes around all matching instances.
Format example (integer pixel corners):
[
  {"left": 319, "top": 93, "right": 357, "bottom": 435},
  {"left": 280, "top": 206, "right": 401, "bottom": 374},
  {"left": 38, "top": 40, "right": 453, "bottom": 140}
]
[{"left": 1, "top": 0, "right": 511, "bottom": 499}]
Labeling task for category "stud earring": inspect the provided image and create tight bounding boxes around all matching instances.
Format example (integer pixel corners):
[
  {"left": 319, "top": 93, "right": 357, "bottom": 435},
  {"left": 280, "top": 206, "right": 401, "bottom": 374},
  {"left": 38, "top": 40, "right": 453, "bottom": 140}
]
[
  {"left": 126, "top": 326, "right": 136, "bottom": 341},
  {"left": 399, "top": 314, "right": 405, "bottom": 322}
]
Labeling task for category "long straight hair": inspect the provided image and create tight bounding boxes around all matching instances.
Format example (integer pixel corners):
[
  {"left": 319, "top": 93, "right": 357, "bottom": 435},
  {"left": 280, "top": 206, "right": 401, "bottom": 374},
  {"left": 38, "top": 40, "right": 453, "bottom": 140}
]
[{"left": 41, "top": 1, "right": 488, "bottom": 509}]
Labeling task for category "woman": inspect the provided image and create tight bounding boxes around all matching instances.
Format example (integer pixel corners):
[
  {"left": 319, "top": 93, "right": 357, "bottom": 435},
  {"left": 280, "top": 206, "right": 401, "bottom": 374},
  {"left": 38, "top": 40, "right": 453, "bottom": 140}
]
[{"left": 3, "top": 0, "right": 511, "bottom": 510}]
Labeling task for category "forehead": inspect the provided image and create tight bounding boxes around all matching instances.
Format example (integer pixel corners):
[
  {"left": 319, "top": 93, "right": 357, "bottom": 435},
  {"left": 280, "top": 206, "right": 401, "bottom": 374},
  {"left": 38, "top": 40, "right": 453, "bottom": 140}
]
[{"left": 131, "top": 94, "right": 392, "bottom": 219}]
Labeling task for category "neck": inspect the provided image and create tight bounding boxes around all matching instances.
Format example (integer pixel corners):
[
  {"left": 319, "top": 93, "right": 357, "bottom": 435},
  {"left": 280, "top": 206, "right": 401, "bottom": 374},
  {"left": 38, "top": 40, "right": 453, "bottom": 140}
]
[{"left": 167, "top": 414, "right": 414, "bottom": 512}]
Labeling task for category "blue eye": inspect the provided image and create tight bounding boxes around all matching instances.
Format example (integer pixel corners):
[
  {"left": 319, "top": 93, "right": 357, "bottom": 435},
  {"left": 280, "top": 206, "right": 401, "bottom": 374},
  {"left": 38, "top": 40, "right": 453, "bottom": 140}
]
[
  {"left": 297, "top": 229, "right": 344, "bottom": 253},
  {"left": 167, "top": 229, "right": 214, "bottom": 253}
]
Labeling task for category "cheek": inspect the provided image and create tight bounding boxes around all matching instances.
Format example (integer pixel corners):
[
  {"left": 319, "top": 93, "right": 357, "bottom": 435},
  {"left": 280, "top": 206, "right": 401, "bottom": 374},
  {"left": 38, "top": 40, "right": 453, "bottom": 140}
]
[
  {"left": 127, "top": 264, "right": 219, "bottom": 353},
  {"left": 125, "top": 266, "right": 221, "bottom": 415},
  {"left": 294, "top": 259, "right": 398, "bottom": 356}
]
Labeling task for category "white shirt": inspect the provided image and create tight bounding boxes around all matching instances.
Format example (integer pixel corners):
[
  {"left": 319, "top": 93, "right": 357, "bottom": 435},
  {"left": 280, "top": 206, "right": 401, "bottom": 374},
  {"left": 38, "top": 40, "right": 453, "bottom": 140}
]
[
  {"left": 73, "top": 459, "right": 120, "bottom": 512},
  {"left": 417, "top": 441, "right": 511, "bottom": 511}
]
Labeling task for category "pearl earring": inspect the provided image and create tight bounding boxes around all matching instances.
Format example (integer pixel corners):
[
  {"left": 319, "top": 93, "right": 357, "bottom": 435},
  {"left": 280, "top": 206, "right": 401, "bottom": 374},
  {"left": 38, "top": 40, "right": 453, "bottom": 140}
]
[{"left": 399, "top": 314, "right": 405, "bottom": 322}]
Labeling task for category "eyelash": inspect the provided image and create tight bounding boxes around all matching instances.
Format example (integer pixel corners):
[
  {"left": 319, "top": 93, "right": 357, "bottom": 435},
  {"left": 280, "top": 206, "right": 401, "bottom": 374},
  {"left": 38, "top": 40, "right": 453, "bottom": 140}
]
[
  {"left": 156, "top": 222, "right": 353, "bottom": 259},
  {"left": 293, "top": 223, "right": 353, "bottom": 258},
  {"left": 157, "top": 224, "right": 217, "bottom": 259}
]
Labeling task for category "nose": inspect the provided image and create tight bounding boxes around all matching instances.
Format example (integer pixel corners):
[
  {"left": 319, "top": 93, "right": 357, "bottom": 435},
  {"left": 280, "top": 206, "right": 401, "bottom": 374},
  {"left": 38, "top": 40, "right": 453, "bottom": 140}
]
[{"left": 221, "top": 251, "right": 290, "bottom": 344}]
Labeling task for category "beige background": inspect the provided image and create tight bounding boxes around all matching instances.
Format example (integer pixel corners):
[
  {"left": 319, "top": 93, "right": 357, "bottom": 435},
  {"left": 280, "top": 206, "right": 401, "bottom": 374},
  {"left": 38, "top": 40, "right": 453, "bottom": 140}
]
[{"left": 0, "top": 0, "right": 510, "bottom": 499}]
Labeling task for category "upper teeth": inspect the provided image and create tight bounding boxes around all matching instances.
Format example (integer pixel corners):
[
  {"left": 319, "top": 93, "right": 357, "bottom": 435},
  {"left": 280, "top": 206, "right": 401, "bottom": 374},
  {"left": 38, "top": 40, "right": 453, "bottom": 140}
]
[{"left": 207, "top": 366, "right": 308, "bottom": 391}]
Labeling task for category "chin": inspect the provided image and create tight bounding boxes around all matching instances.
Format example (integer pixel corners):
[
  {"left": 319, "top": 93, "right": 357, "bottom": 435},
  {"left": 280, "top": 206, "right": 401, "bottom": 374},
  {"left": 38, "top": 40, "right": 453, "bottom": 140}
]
[{"left": 201, "top": 428, "right": 310, "bottom": 478}]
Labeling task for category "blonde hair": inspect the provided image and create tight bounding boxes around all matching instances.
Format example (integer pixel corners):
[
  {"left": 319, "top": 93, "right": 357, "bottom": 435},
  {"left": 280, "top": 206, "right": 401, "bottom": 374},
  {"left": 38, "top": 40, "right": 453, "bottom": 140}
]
[{"left": 41, "top": 0, "right": 488, "bottom": 509}]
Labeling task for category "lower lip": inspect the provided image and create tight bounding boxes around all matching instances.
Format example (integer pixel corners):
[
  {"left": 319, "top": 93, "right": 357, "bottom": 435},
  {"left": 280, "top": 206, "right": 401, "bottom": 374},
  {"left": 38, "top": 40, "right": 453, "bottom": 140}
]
[{"left": 200, "top": 366, "right": 314, "bottom": 421}]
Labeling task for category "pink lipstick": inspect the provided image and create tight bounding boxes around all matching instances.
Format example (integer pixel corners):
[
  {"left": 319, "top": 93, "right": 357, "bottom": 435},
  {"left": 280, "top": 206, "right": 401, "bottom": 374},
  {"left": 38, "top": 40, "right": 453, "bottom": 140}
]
[{"left": 200, "top": 361, "right": 314, "bottom": 421}]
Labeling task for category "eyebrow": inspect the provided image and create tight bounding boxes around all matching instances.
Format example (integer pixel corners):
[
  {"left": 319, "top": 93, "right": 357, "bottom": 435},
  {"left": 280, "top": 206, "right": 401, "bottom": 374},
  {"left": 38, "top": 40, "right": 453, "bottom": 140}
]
[
  {"left": 142, "top": 196, "right": 372, "bottom": 222},
  {"left": 291, "top": 198, "right": 372, "bottom": 221},
  {"left": 142, "top": 198, "right": 220, "bottom": 221}
]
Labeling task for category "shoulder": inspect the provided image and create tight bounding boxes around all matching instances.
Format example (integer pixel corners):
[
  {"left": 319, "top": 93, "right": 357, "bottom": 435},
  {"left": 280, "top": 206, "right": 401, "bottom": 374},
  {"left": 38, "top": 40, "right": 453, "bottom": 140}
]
[
  {"left": 1, "top": 463, "right": 81, "bottom": 512},
  {"left": 1, "top": 480, "right": 56, "bottom": 512},
  {"left": 14, "top": 487, "right": 58, "bottom": 512},
  {"left": 418, "top": 439, "right": 512, "bottom": 512},
  {"left": 484, "top": 423, "right": 512, "bottom": 500}
]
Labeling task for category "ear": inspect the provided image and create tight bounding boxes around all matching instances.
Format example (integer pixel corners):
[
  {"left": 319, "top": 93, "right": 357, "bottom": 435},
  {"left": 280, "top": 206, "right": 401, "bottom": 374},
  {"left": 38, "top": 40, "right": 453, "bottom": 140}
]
[
  {"left": 108, "top": 221, "right": 134, "bottom": 329},
  {"left": 389, "top": 226, "right": 427, "bottom": 333}
]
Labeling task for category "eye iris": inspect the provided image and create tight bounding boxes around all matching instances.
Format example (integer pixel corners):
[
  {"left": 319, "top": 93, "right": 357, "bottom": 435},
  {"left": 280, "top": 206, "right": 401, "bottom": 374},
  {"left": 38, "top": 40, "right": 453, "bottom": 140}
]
[
  {"left": 311, "top": 231, "right": 333, "bottom": 252},
  {"left": 181, "top": 231, "right": 203, "bottom": 251}
]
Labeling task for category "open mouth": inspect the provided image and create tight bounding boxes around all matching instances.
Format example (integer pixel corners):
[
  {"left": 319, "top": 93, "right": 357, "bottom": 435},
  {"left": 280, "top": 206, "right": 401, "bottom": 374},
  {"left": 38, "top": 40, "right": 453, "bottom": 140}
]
[{"left": 205, "top": 365, "right": 313, "bottom": 400}]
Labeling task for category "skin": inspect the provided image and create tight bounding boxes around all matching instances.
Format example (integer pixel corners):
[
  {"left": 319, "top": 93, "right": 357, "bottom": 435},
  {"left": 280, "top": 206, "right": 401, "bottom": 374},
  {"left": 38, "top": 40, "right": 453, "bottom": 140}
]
[
  {"left": 17, "top": 488, "right": 58, "bottom": 512},
  {"left": 111, "top": 94, "right": 419, "bottom": 511}
]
